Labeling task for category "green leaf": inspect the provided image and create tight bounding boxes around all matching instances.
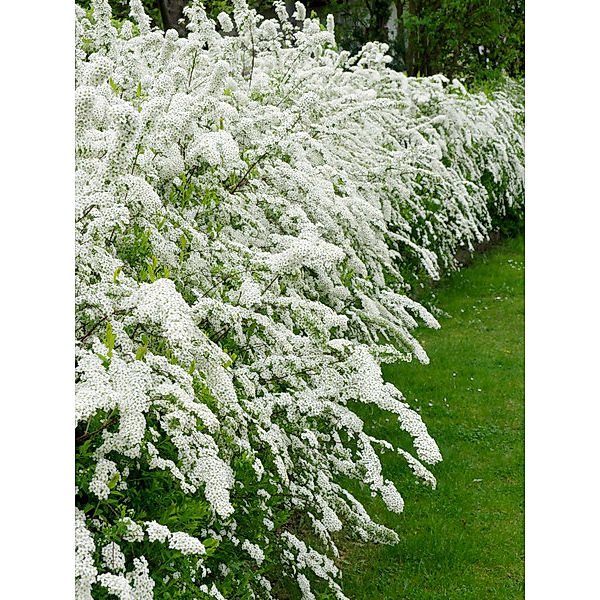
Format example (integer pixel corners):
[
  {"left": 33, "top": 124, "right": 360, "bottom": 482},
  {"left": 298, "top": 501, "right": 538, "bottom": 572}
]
[
  {"left": 109, "top": 77, "right": 120, "bottom": 95},
  {"left": 107, "top": 473, "right": 120, "bottom": 490},
  {"left": 135, "top": 344, "right": 148, "bottom": 360},
  {"left": 113, "top": 266, "right": 122, "bottom": 283},
  {"left": 147, "top": 261, "right": 155, "bottom": 282},
  {"left": 105, "top": 322, "right": 116, "bottom": 356},
  {"left": 95, "top": 352, "right": 110, "bottom": 368}
]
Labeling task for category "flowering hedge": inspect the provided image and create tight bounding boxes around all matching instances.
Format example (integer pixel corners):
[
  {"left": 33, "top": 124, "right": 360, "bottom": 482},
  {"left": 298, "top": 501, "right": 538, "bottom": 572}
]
[{"left": 74, "top": 1, "right": 524, "bottom": 599}]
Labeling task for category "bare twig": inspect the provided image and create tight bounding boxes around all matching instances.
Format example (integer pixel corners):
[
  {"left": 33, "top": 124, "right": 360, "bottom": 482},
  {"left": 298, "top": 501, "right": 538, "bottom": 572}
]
[
  {"left": 75, "top": 415, "right": 120, "bottom": 446},
  {"left": 262, "top": 273, "right": 280, "bottom": 295},
  {"left": 227, "top": 151, "right": 270, "bottom": 194},
  {"left": 188, "top": 50, "right": 198, "bottom": 91},
  {"left": 77, "top": 309, "right": 126, "bottom": 343},
  {"left": 248, "top": 28, "right": 255, "bottom": 88},
  {"left": 131, "top": 144, "right": 142, "bottom": 175},
  {"left": 228, "top": 113, "right": 302, "bottom": 194},
  {"left": 76, "top": 204, "right": 99, "bottom": 223}
]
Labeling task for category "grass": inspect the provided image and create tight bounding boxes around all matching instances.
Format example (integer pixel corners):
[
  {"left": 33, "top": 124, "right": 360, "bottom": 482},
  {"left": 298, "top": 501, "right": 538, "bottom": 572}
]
[{"left": 337, "top": 234, "right": 524, "bottom": 600}]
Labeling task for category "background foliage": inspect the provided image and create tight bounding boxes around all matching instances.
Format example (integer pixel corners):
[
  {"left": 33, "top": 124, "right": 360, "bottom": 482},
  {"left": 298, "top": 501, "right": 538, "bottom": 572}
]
[
  {"left": 310, "top": 0, "right": 525, "bottom": 81},
  {"left": 75, "top": 0, "right": 524, "bottom": 83}
]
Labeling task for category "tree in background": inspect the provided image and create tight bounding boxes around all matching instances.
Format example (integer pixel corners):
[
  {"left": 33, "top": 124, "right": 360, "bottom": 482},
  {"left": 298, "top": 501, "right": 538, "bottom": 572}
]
[
  {"left": 303, "top": 0, "right": 524, "bottom": 81},
  {"left": 302, "top": 0, "right": 394, "bottom": 59},
  {"left": 399, "top": 0, "right": 524, "bottom": 80},
  {"left": 157, "top": 0, "right": 187, "bottom": 34}
]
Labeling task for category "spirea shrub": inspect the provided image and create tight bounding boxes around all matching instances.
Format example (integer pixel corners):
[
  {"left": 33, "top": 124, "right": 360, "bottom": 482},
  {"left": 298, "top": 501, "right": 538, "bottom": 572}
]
[{"left": 75, "top": 2, "right": 524, "bottom": 598}]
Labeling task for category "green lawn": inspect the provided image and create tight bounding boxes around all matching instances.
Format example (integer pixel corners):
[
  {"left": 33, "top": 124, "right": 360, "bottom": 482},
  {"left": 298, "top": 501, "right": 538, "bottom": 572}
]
[{"left": 338, "top": 235, "right": 525, "bottom": 600}]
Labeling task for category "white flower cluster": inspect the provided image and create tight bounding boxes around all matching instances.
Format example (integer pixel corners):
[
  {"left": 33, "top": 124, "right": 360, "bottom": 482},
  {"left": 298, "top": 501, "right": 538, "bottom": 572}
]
[
  {"left": 169, "top": 531, "right": 207, "bottom": 555},
  {"left": 75, "top": 1, "right": 524, "bottom": 599},
  {"left": 97, "top": 557, "right": 155, "bottom": 600},
  {"left": 241, "top": 539, "right": 265, "bottom": 565},
  {"left": 75, "top": 507, "right": 97, "bottom": 599},
  {"left": 76, "top": 508, "right": 155, "bottom": 600},
  {"left": 102, "top": 541, "right": 126, "bottom": 573}
]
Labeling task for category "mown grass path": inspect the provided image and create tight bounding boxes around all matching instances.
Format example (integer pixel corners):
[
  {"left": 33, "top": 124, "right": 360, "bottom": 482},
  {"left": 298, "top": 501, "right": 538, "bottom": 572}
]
[{"left": 339, "top": 235, "right": 524, "bottom": 600}]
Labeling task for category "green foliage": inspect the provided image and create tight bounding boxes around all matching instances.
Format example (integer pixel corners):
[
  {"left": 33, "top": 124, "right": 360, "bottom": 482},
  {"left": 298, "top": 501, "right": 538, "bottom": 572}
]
[
  {"left": 305, "top": 0, "right": 524, "bottom": 83},
  {"left": 306, "top": 0, "right": 393, "bottom": 58},
  {"left": 400, "top": 0, "right": 524, "bottom": 82},
  {"left": 75, "top": 3, "right": 524, "bottom": 596},
  {"left": 76, "top": 378, "right": 281, "bottom": 600}
]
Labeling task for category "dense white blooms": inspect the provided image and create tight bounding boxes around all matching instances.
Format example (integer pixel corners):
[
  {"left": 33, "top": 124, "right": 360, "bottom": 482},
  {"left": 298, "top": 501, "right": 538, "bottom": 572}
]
[
  {"left": 145, "top": 520, "right": 170, "bottom": 543},
  {"left": 129, "top": 0, "right": 151, "bottom": 35},
  {"left": 88, "top": 458, "right": 119, "bottom": 500},
  {"left": 119, "top": 517, "right": 145, "bottom": 543},
  {"left": 75, "top": 508, "right": 97, "bottom": 599},
  {"left": 216, "top": 12, "right": 234, "bottom": 33},
  {"left": 298, "top": 573, "right": 317, "bottom": 600},
  {"left": 75, "top": 1, "right": 523, "bottom": 599},
  {"left": 97, "top": 557, "right": 154, "bottom": 600},
  {"left": 102, "top": 542, "right": 126, "bottom": 573},
  {"left": 168, "top": 531, "right": 207, "bottom": 555},
  {"left": 326, "top": 14, "right": 335, "bottom": 34},
  {"left": 293, "top": 2, "right": 307, "bottom": 21},
  {"left": 242, "top": 539, "right": 265, "bottom": 565},
  {"left": 97, "top": 573, "right": 132, "bottom": 599}
]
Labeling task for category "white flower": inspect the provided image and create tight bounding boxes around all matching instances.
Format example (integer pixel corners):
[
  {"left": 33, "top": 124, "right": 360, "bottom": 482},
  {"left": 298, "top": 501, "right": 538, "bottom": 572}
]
[
  {"left": 293, "top": 2, "right": 306, "bottom": 21},
  {"left": 168, "top": 531, "right": 206, "bottom": 555},
  {"left": 102, "top": 542, "right": 126, "bottom": 572},
  {"left": 217, "top": 12, "right": 234, "bottom": 33},
  {"left": 145, "top": 520, "right": 170, "bottom": 543},
  {"left": 242, "top": 539, "right": 265, "bottom": 565}
]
